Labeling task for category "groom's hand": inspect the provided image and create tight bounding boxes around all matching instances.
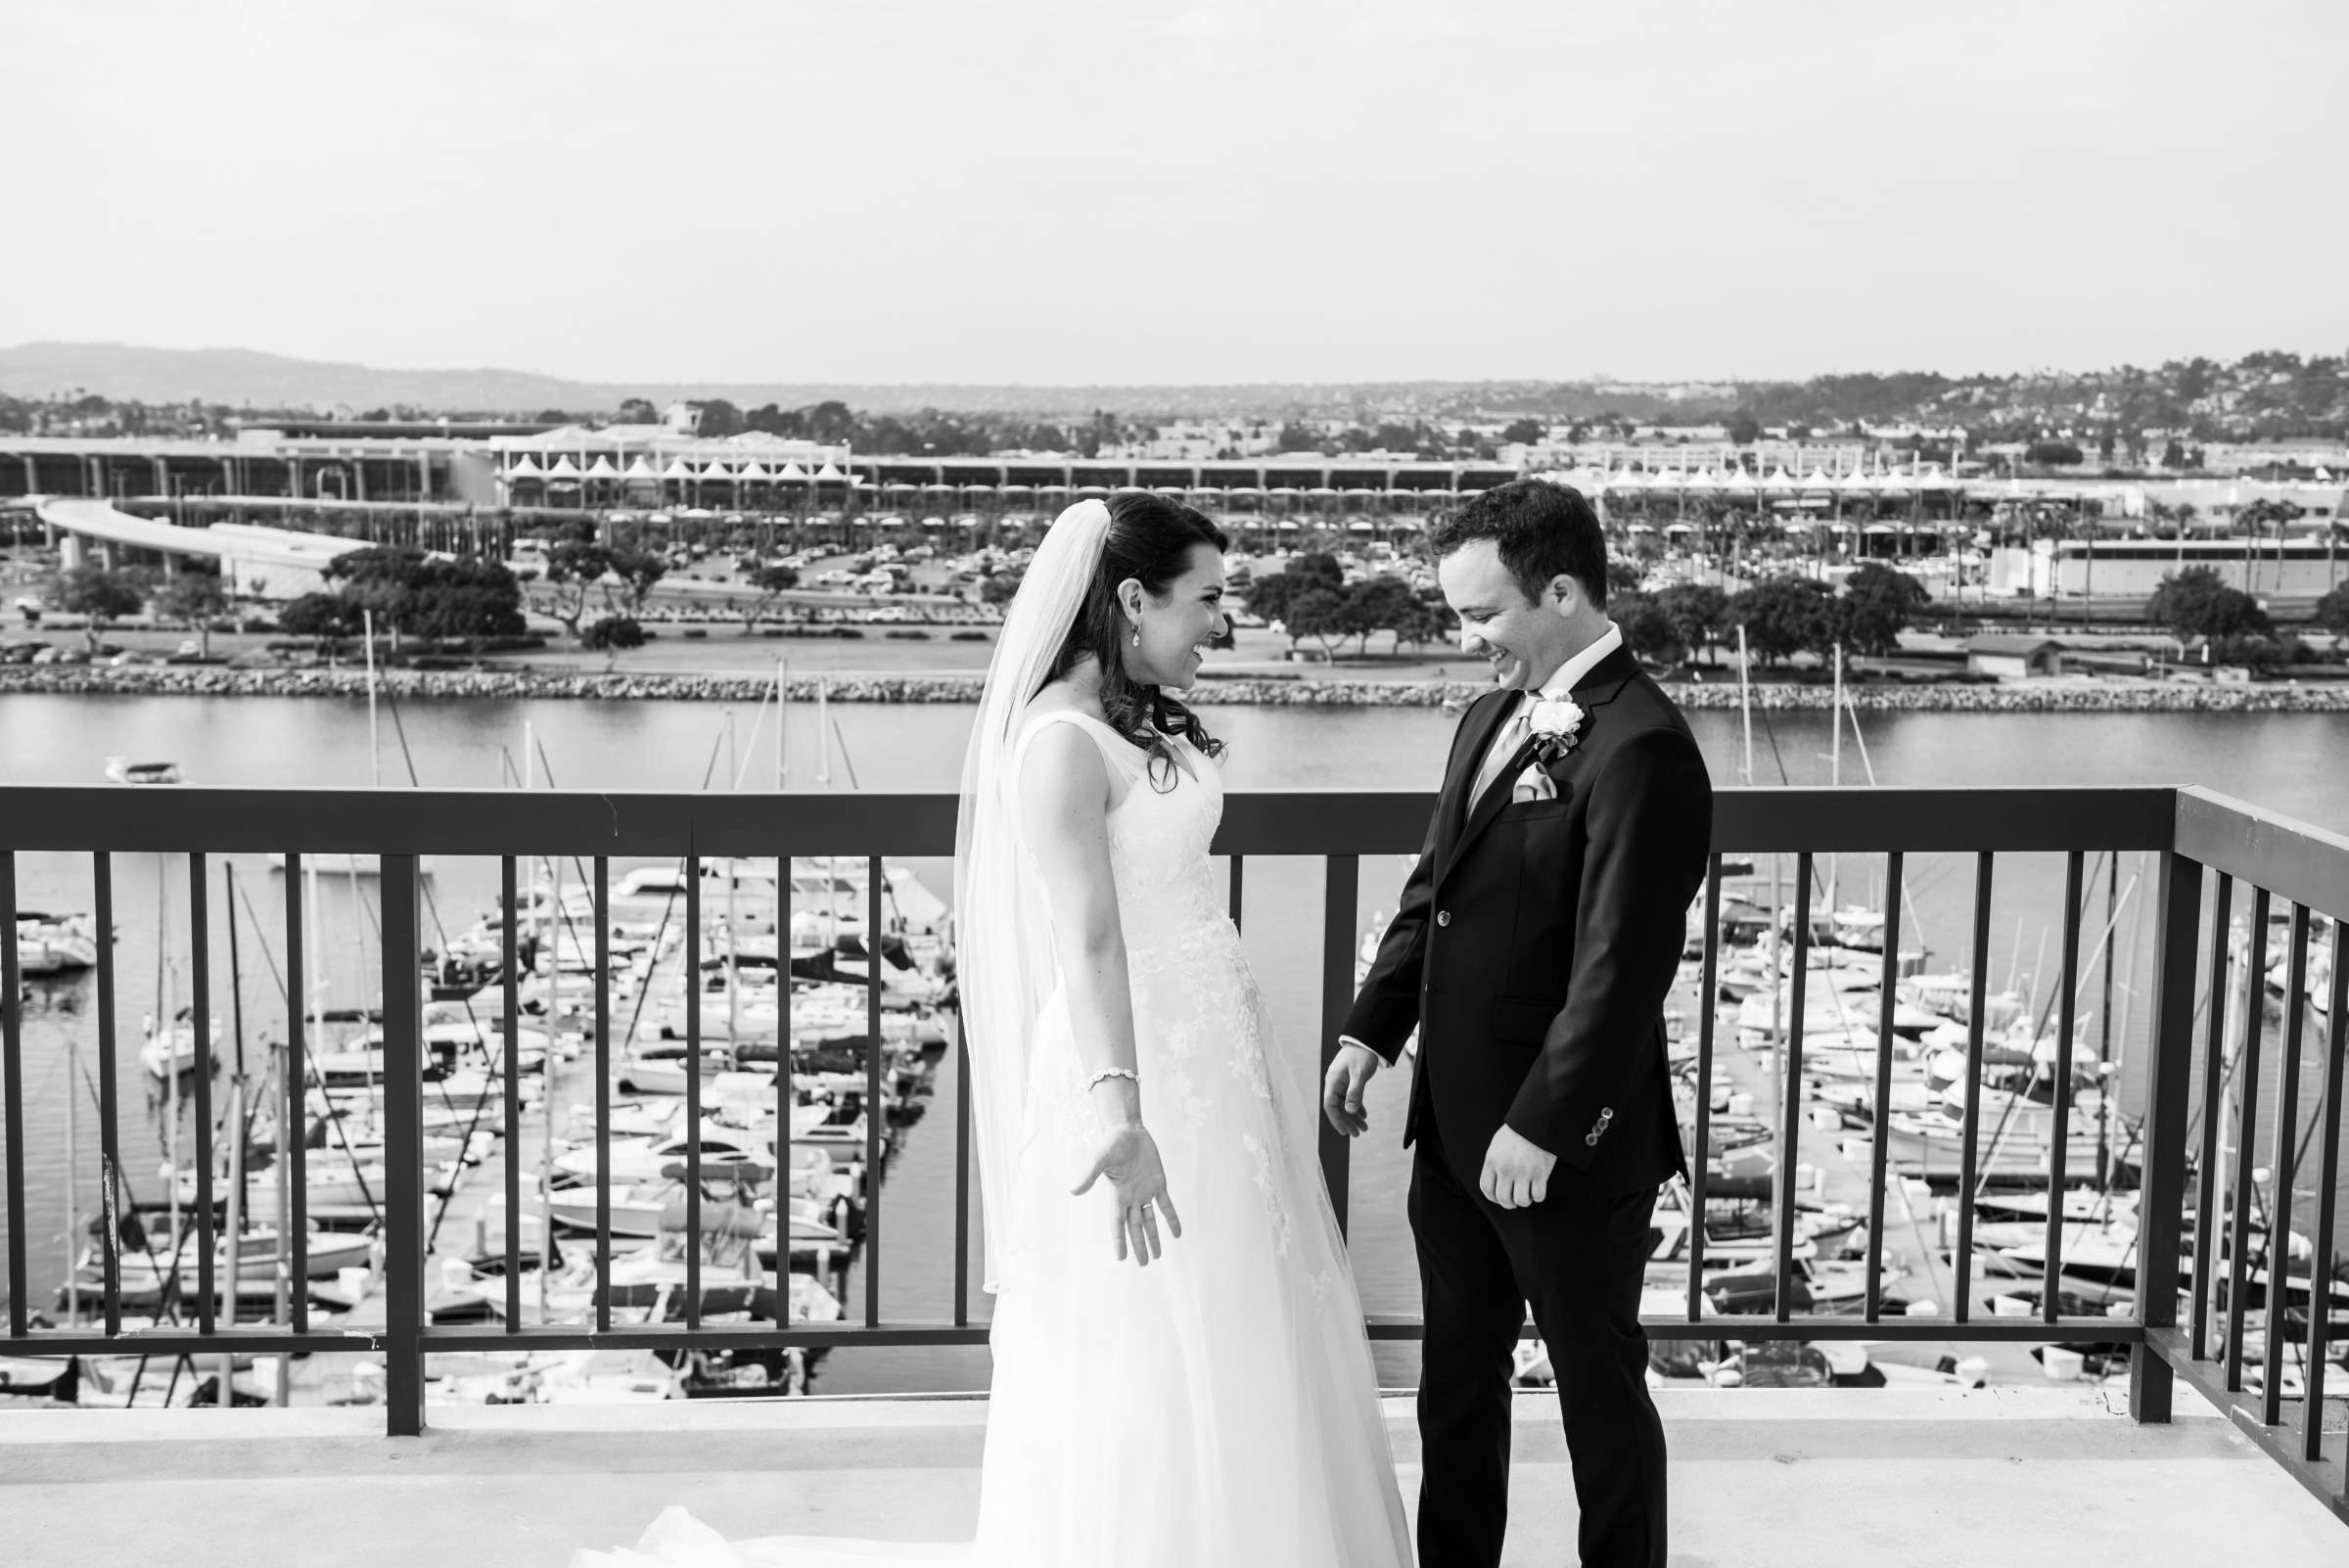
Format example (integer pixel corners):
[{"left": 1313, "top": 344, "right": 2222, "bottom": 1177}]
[
  {"left": 1480, "top": 1125, "right": 1557, "bottom": 1209},
  {"left": 1321, "top": 1041, "right": 1382, "bottom": 1137}
]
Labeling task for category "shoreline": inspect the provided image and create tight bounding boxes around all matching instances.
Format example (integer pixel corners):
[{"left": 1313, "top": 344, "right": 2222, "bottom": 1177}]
[{"left": 8, "top": 664, "right": 2349, "bottom": 711}]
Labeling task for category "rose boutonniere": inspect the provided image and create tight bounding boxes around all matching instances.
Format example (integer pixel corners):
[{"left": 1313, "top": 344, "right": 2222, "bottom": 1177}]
[{"left": 1525, "top": 696, "right": 1586, "bottom": 763}]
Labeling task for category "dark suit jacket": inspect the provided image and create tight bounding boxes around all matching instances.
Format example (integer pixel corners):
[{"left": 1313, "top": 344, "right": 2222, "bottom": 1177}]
[{"left": 1342, "top": 643, "right": 1712, "bottom": 1196}]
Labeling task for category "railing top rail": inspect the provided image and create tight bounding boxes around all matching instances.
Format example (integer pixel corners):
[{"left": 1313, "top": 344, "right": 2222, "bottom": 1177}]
[
  {"left": 2175, "top": 786, "right": 2349, "bottom": 919},
  {"left": 0, "top": 784, "right": 2183, "bottom": 857}
]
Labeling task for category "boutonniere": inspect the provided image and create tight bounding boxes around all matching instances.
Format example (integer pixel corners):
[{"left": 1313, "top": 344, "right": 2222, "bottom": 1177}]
[{"left": 1525, "top": 697, "right": 1585, "bottom": 763}]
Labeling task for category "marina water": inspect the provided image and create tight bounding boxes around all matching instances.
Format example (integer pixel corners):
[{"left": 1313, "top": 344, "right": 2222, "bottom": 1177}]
[{"left": 5, "top": 692, "right": 2346, "bottom": 1392}]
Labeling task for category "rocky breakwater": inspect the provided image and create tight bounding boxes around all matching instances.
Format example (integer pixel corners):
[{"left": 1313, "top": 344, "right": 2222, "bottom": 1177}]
[{"left": 7, "top": 663, "right": 2348, "bottom": 712}]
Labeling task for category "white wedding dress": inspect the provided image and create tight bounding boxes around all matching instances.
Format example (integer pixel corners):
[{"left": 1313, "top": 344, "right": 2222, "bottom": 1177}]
[{"left": 576, "top": 711, "right": 1412, "bottom": 1568}]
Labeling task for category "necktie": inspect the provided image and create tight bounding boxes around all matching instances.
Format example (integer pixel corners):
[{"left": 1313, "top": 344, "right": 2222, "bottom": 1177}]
[{"left": 1471, "top": 703, "right": 1532, "bottom": 805}]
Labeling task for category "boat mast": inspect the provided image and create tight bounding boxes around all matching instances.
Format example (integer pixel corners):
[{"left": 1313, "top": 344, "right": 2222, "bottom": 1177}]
[
  {"left": 161, "top": 861, "right": 179, "bottom": 1247},
  {"left": 63, "top": 1026, "right": 77, "bottom": 1324},
  {"left": 363, "top": 608, "right": 382, "bottom": 788},
  {"left": 220, "top": 860, "right": 250, "bottom": 1397}
]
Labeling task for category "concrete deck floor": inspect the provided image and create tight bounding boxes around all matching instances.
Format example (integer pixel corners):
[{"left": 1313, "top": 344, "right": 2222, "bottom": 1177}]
[{"left": 4, "top": 1386, "right": 2345, "bottom": 1568}]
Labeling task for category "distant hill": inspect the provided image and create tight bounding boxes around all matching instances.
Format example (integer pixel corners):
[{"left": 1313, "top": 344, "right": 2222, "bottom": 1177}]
[
  {"left": 0, "top": 342, "right": 1463, "bottom": 420},
  {"left": 5, "top": 342, "right": 2343, "bottom": 442}
]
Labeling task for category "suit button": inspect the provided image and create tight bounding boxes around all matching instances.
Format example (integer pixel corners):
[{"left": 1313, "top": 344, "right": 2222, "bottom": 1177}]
[
  {"left": 1435, "top": 910, "right": 1451, "bottom": 928},
  {"left": 1584, "top": 1131, "right": 1601, "bottom": 1147}
]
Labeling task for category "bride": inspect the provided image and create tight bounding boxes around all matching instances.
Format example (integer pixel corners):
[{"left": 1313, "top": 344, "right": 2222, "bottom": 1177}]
[{"left": 576, "top": 495, "right": 1411, "bottom": 1566}]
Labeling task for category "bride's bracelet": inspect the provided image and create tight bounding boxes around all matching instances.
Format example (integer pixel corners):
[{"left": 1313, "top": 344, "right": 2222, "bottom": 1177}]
[{"left": 1084, "top": 1068, "right": 1139, "bottom": 1092}]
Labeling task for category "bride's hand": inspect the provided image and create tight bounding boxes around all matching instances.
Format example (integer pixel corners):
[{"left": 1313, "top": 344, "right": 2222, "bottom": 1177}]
[{"left": 1072, "top": 1124, "right": 1183, "bottom": 1266}]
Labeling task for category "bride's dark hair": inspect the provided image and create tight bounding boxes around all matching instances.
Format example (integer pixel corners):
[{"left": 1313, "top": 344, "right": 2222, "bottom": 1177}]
[{"left": 1042, "top": 491, "right": 1229, "bottom": 787}]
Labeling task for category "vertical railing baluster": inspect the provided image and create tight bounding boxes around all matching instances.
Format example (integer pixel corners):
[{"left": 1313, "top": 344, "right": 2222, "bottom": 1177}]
[
  {"left": 2190, "top": 875, "right": 2234, "bottom": 1363},
  {"left": 1865, "top": 852, "right": 1904, "bottom": 1324},
  {"left": 0, "top": 850, "right": 23, "bottom": 1337},
  {"left": 189, "top": 853, "right": 215, "bottom": 1336},
  {"left": 1319, "top": 853, "right": 1359, "bottom": 1238},
  {"left": 500, "top": 857, "right": 521, "bottom": 1333},
  {"left": 380, "top": 855, "right": 425, "bottom": 1437},
  {"left": 283, "top": 855, "right": 307, "bottom": 1334},
  {"left": 2129, "top": 845, "right": 2203, "bottom": 1425},
  {"left": 594, "top": 856, "right": 612, "bottom": 1334},
  {"left": 775, "top": 853, "right": 792, "bottom": 1310},
  {"left": 1686, "top": 856, "right": 1723, "bottom": 1322},
  {"left": 2300, "top": 922, "right": 2346, "bottom": 1461},
  {"left": 2260, "top": 904, "right": 2310, "bottom": 1428},
  {"left": 1774, "top": 853, "right": 1814, "bottom": 1324},
  {"left": 2225, "top": 888, "right": 2272, "bottom": 1393},
  {"left": 684, "top": 851, "right": 703, "bottom": 1331},
  {"left": 1954, "top": 853, "right": 1994, "bottom": 1326},
  {"left": 1228, "top": 855, "right": 1244, "bottom": 935},
  {"left": 2043, "top": 851, "right": 2084, "bottom": 1328},
  {"left": 865, "top": 858, "right": 884, "bottom": 1329},
  {"left": 94, "top": 852, "right": 123, "bottom": 1336},
  {"left": 952, "top": 1008, "right": 972, "bottom": 1328}
]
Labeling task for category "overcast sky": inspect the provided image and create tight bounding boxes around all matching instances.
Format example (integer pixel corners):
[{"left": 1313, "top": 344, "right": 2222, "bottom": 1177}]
[{"left": 6, "top": 0, "right": 2343, "bottom": 386}]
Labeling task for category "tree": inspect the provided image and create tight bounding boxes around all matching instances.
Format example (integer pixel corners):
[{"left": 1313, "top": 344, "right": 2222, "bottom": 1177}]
[
  {"left": 1611, "top": 592, "right": 1685, "bottom": 666},
  {"left": 2025, "top": 439, "right": 2085, "bottom": 467},
  {"left": 1726, "top": 409, "right": 1762, "bottom": 446},
  {"left": 540, "top": 541, "right": 666, "bottom": 641},
  {"left": 278, "top": 591, "right": 361, "bottom": 649},
  {"left": 581, "top": 615, "right": 646, "bottom": 670},
  {"left": 150, "top": 565, "right": 232, "bottom": 658},
  {"left": 1837, "top": 563, "right": 1930, "bottom": 657},
  {"left": 1499, "top": 418, "right": 1545, "bottom": 446},
  {"left": 50, "top": 565, "right": 147, "bottom": 652},
  {"left": 739, "top": 564, "right": 801, "bottom": 632},
  {"left": 1391, "top": 590, "right": 1453, "bottom": 653},
  {"left": 1606, "top": 559, "right": 1646, "bottom": 600},
  {"left": 615, "top": 397, "right": 660, "bottom": 425},
  {"left": 1652, "top": 583, "right": 1731, "bottom": 667},
  {"left": 1730, "top": 576, "right": 1833, "bottom": 668},
  {"left": 1242, "top": 552, "right": 1343, "bottom": 626},
  {"left": 321, "top": 546, "right": 527, "bottom": 646},
  {"left": 2146, "top": 567, "right": 2272, "bottom": 639},
  {"left": 2205, "top": 633, "right": 2286, "bottom": 675},
  {"left": 980, "top": 569, "right": 1025, "bottom": 606},
  {"left": 1284, "top": 588, "right": 1349, "bottom": 659},
  {"left": 1341, "top": 576, "right": 1420, "bottom": 656},
  {"left": 1274, "top": 421, "right": 1322, "bottom": 454},
  {"left": 689, "top": 399, "right": 744, "bottom": 438},
  {"left": 2312, "top": 580, "right": 2349, "bottom": 636}
]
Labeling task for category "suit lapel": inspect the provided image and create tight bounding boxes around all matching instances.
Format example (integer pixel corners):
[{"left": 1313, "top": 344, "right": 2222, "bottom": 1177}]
[
  {"left": 1440, "top": 689, "right": 1521, "bottom": 859},
  {"left": 1437, "top": 646, "right": 1645, "bottom": 887},
  {"left": 1571, "top": 644, "right": 1640, "bottom": 715}
]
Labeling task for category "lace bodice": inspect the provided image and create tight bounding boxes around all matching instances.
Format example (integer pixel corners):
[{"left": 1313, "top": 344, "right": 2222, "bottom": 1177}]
[{"left": 1012, "top": 710, "right": 1229, "bottom": 953}]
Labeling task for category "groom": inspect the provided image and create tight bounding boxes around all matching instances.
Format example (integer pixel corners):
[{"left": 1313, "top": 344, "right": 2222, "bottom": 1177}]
[{"left": 1324, "top": 479, "right": 1712, "bottom": 1568}]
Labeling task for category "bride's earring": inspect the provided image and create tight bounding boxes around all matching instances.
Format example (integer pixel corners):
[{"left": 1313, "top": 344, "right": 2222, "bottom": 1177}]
[{"left": 1130, "top": 623, "right": 1141, "bottom": 648}]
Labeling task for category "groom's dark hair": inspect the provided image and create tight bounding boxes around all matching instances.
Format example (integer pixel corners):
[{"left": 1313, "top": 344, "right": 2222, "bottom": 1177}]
[{"left": 1429, "top": 479, "right": 1609, "bottom": 610}]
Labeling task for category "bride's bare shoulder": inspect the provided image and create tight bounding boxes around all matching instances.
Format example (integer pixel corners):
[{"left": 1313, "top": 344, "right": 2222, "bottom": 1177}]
[{"left": 1022, "top": 679, "right": 1106, "bottom": 724}]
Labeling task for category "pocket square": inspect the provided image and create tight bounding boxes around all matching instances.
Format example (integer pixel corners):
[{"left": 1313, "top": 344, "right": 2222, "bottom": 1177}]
[{"left": 1510, "top": 766, "right": 1557, "bottom": 805}]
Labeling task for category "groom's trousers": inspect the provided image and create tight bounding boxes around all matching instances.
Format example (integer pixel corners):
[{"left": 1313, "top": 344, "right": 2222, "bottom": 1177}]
[{"left": 1408, "top": 1120, "right": 1666, "bottom": 1568}]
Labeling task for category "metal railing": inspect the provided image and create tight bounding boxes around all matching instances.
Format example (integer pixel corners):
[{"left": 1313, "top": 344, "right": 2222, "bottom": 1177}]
[{"left": 0, "top": 783, "right": 2344, "bottom": 1519}]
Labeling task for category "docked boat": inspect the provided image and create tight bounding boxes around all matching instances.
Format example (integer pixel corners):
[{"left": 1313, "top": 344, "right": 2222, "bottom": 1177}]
[
  {"left": 14, "top": 911, "right": 101, "bottom": 975},
  {"left": 138, "top": 1014, "right": 221, "bottom": 1078},
  {"left": 103, "top": 757, "right": 181, "bottom": 785},
  {"left": 266, "top": 853, "right": 438, "bottom": 878},
  {"left": 1880, "top": 1086, "right": 2117, "bottom": 1182}
]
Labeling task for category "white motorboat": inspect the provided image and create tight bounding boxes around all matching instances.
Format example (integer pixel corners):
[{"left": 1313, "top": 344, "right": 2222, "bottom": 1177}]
[
  {"left": 103, "top": 757, "right": 181, "bottom": 785},
  {"left": 1880, "top": 1088, "right": 2115, "bottom": 1181},
  {"left": 14, "top": 911, "right": 101, "bottom": 975}
]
